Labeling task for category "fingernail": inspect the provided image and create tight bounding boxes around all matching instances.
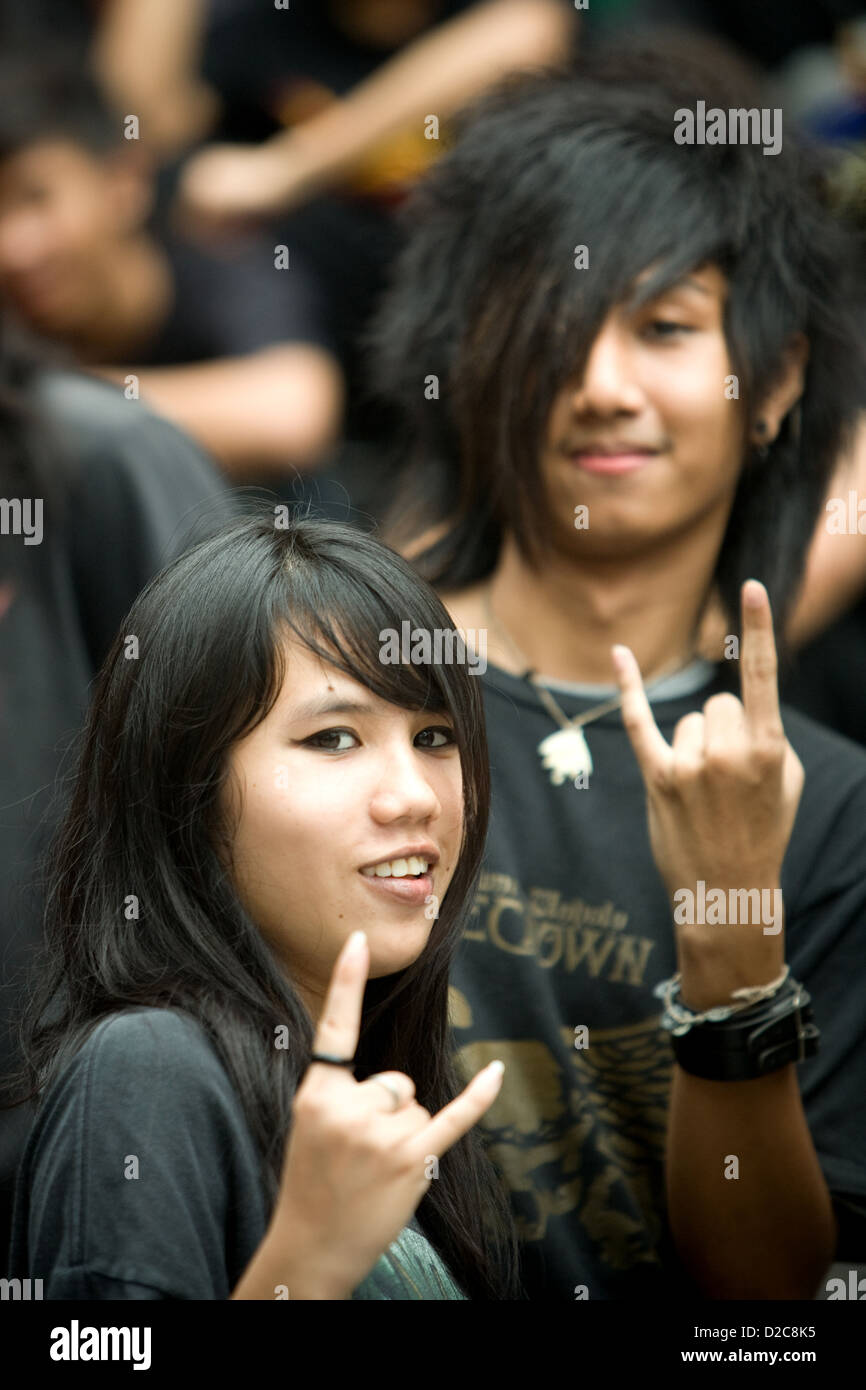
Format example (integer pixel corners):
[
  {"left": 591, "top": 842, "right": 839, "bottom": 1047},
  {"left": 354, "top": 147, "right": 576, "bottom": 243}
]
[
  {"left": 744, "top": 579, "right": 764, "bottom": 607},
  {"left": 346, "top": 930, "right": 367, "bottom": 955},
  {"left": 487, "top": 1060, "right": 505, "bottom": 1077},
  {"left": 611, "top": 645, "right": 630, "bottom": 672}
]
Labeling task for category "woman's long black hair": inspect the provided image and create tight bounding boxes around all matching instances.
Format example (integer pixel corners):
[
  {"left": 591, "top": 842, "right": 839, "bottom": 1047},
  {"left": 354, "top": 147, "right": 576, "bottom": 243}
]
[{"left": 4, "top": 506, "right": 521, "bottom": 1300}]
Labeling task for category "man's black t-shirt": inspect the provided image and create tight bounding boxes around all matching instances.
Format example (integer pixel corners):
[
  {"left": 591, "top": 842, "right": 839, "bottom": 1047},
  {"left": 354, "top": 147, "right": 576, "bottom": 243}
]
[{"left": 450, "top": 659, "right": 866, "bottom": 1300}]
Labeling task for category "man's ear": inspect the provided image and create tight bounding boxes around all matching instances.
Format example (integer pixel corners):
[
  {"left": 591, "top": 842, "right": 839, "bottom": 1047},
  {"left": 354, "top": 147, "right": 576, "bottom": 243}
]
[
  {"left": 104, "top": 149, "right": 155, "bottom": 234},
  {"left": 751, "top": 332, "right": 809, "bottom": 446}
]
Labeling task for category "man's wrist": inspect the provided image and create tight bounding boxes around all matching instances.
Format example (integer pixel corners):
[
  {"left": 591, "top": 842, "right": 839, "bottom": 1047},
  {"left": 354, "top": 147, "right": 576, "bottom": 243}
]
[{"left": 674, "top": 885, "right": 785, "bottom": 1011}]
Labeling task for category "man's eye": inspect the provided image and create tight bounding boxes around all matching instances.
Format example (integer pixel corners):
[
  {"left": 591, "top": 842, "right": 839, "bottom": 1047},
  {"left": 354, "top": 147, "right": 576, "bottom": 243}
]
[
  {"left": 644, "top": 319, "right": 691, "bottom": 338},
  {"left": 305, "top": 728, "right": 358, "bottom": 752},
  {"left": 415, "top": 726, "right": 456, "bottom": 748}
]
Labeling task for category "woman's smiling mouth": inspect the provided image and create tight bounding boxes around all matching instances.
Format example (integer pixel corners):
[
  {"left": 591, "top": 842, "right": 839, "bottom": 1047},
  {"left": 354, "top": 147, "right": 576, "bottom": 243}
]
[{"left": 359, "top": 850, "right": 437, "bottom": 904}]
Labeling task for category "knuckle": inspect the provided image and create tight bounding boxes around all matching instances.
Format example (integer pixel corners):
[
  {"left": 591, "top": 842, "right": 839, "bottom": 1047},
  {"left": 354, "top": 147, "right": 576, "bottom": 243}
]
[
  {"left": 293, "top": 1091, "right": 331, "bottom": 1133},
  {"left": 650, "top": 762, "right": 672, "bottom": 793},
  {"left": 672, "top": 755, "right": 702, "bottom": 785},
  {"left": 744, "top": 653, "right": 777, "bottom": 682},
  {"left": 391, "top": 1072, "right": 416, "bottom": 1097},
  {"left": 341, "top": 1113, "right": 381, "bottom": 1152},
  {"left": 752, "top": 734, "right": 786, "bottom": 768},
  {"left": 675, "top": 711, "right": 703, "bottom": 735},
  {"left": 703, "top": 692, "right": 742, "bottom": 718},
  {"left": 703, "top": 748, "right": 732, "bottom": 777},
  {"left": 315, "top": 1011, "right": 344, "bottom": 1042},
  {"left": 621, "top": 709, "right": 645, "bottom": 740}
]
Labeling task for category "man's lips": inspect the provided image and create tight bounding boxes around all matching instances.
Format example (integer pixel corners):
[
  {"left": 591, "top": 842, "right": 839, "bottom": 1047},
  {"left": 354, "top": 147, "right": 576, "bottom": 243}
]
[{"left": 567, "top": 448, "right": 658, "bottom": 475}]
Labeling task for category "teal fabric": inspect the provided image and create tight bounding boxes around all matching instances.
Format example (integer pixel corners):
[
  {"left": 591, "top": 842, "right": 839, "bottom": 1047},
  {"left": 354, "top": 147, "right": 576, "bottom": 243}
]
[{"left": 353, "top": 1222, "right": 468, "bottom": 1300}]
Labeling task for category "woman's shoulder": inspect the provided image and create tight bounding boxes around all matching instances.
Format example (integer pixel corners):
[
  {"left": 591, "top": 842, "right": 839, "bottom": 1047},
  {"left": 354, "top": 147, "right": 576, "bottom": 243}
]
[
  {"left": 12, "top": 1007, "right": 269, "bottom": 1299},
  {"left": 81, "top": 1005, "right": 218, "bottom": 1057},
  {"left": 39, "top": 1007, "right": 243, "bottom": 1128},
  {"left": 23, "top": 1005, "right": 265, "bottom": 1226},
  {"left": 59, "top": 1004, "right": 218, "bottom": 1064}
]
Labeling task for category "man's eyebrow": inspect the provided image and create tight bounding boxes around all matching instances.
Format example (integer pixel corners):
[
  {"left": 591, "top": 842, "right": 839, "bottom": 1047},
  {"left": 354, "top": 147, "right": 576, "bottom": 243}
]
[{"left": 655, "top": 275, "right": 714, "bottom": 297}]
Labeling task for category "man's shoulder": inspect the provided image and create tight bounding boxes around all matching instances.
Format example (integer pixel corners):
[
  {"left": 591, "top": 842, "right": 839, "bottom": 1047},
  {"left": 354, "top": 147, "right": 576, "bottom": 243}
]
[{"left": 781, "top": 701, "right": 866, "bottom": 792}]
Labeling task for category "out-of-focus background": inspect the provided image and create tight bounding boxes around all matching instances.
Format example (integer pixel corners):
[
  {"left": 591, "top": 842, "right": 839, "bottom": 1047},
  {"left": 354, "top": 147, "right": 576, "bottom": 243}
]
[{"left": 1, "top": 0, "right": 865, "bottom": 1280}]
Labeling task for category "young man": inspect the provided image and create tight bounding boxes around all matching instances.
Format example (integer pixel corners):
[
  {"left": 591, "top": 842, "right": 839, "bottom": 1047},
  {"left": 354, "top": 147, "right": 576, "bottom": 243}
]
[
  {"left": 368, "top": 45, "right": 866, "bottom": 1300},
  {"left": 0, "top": 59, "right": 343, "bottom": 482}
]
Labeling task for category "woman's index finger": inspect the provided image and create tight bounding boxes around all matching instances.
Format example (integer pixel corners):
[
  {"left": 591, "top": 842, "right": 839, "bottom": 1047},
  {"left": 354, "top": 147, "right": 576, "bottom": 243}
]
[{"left": 309, "top": 931, "right": 369, "bottom": 1072}]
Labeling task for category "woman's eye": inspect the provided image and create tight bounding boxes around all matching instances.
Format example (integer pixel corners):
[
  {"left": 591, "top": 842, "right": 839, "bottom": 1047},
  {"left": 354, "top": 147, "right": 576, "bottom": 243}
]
[
  {"left": 305, "top": 728, "right": 358, "bottom": 752},
  {"left": 415, "top": 726, "right": 456, "bottom": 749}
]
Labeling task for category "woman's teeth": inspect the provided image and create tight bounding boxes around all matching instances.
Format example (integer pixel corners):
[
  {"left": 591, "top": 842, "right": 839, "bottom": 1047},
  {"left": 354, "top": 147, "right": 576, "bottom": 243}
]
[{"left": 361, "top": 856, "right": 430, "bottom": 878}]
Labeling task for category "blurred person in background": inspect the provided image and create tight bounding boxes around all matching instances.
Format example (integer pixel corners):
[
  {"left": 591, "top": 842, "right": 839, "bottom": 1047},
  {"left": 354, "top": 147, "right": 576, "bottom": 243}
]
[
  {"left": 0, "top": 318, "right": 240, "bottom": 1274},
  {"left": 0, "top": 57, "right": 344, "bottom": 484},
  {"left": 110, "top": 0, "right": 580, "bottom": 481}
]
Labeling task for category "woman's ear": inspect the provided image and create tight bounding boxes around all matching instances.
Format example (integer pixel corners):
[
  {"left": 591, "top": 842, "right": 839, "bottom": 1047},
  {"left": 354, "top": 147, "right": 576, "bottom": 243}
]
[{"left": 750, "top": 332, "right": 809, "bottom": 447}]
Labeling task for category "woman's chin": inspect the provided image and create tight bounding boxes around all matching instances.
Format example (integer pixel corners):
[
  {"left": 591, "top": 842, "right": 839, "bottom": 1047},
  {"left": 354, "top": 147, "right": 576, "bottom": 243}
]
[{"left": 364, "top": 917, "right": 435, "bottom": 978}]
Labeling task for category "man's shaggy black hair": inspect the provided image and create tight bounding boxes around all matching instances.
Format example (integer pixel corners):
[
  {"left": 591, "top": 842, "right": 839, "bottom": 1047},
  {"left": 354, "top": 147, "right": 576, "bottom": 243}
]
[{"left": 365, "top": 37, "right": 866, "bottom": 648}]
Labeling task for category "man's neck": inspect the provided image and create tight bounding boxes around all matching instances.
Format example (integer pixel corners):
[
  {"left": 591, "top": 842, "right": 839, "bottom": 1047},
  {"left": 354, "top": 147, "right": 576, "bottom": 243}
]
[
  {"left": 70, "top": 235, "right": 172, "bottom": 363},
  {"left": 480, "top": 531, "right": 719, "bottom": 687}
]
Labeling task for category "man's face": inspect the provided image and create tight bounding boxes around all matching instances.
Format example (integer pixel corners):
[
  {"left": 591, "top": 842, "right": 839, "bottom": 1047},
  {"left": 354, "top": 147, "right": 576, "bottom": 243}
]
[
  {"left": 0, "top": 140, "right": 133, "bottom": 336},
  {"left": 539, "top": 263, "right": 746, "bottom": 559}
]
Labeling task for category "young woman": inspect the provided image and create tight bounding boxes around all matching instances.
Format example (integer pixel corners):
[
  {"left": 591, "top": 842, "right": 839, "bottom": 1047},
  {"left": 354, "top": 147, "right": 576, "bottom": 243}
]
[{"left": 5, "top": 508, "right": 521, "bottom": 1300}]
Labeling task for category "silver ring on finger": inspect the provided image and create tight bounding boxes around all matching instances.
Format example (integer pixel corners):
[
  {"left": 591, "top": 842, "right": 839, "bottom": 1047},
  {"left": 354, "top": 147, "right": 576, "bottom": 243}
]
[{"left": 367, "top": 1074, "right": 408, "bottom": 1112}]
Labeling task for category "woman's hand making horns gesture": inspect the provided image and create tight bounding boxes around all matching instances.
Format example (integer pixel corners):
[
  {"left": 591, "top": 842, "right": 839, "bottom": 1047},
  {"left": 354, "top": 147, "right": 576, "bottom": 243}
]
[{"left": 251, "top": 930, "right": 504, "bottom": 1299}]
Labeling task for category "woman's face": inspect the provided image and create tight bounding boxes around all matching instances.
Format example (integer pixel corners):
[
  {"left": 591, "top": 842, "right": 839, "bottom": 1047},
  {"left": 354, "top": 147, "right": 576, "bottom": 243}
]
[{"left": 223, "top": 636, "right": 464, "bottom": 1013}]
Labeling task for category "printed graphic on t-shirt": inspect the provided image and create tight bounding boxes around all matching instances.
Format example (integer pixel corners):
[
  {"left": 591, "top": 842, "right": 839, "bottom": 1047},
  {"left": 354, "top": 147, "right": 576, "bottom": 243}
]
[{"left": 451, "top": 869, "right": 675, "bottom": 1291}]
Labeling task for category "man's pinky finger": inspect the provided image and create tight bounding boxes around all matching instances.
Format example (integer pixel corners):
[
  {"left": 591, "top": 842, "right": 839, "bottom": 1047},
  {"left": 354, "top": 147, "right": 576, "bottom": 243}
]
[{"left": 611, "top": 645, "right": 673, "bottom": 785}]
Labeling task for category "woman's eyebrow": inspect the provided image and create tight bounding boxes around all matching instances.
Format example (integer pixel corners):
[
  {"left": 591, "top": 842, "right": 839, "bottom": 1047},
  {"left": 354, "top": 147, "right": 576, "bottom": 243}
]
[{"left": 289, "top": 696, "right": 381, "bottom": 722}]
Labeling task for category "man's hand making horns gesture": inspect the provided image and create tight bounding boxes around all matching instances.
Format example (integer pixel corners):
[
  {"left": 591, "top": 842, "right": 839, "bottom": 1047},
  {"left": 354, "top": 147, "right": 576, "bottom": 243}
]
[{"left": 611, "top": 579, "right": 804, "bottom": 1012}]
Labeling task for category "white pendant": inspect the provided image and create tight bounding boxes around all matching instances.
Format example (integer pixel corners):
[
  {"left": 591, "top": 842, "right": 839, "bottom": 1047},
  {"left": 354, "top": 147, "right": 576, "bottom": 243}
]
[{"left": 537, "top": 725, "right": 593, "bottom": 786}]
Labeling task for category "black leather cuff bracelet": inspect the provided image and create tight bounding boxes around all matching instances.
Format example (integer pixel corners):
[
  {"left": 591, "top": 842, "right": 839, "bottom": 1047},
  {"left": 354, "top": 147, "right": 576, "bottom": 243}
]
[{"left": 670, "top": 978, "right": 820, "bottom": 1081}]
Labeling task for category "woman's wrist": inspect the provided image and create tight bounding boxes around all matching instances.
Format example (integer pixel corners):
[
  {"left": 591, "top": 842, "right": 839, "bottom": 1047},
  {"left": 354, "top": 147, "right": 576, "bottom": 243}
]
[{"left": 231, "top": 1219, "right": 353, "bottom": 1300}]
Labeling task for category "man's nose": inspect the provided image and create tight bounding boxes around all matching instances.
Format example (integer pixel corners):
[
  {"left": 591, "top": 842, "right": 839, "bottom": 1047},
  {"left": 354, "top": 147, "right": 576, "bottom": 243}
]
[{"left": 569, "top": 323, "right": 645, "bottom": 416}]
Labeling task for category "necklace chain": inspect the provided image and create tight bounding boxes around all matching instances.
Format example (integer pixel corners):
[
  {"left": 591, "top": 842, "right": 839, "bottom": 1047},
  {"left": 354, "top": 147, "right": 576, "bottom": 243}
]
[{"left": 482, "top": 583, "right": 694, "bottom": 732}]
